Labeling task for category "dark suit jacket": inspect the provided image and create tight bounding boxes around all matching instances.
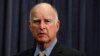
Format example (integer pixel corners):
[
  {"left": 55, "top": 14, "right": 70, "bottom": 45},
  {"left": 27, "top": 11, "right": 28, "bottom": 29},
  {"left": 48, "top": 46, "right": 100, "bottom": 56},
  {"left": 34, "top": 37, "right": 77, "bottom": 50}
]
[{"left": 15, "top": 42, "right": 85, "bottom": 56}]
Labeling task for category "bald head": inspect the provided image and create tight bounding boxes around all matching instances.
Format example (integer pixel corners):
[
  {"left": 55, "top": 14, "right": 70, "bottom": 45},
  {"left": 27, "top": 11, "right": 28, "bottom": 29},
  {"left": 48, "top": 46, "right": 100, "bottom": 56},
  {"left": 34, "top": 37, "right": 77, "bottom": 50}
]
[{"left": 29, "top": 3, "right": 58, "bottom": 22}]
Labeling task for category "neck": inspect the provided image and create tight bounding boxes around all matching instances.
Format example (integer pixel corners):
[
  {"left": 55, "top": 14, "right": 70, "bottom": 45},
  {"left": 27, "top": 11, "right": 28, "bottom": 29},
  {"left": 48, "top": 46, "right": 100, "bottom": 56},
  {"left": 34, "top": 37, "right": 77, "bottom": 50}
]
[
  {"left": 38, "top": 43, "right": 50, "bottom": 51},
  {"left": 37, "top": 38, "right": 56, "bottom": 51}
]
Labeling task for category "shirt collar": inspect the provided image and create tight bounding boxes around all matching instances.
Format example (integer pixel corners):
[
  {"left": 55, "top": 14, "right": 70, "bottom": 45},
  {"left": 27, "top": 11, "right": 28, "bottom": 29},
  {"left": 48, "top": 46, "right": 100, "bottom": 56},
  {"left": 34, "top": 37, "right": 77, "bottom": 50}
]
[{"left": 34, "top": 38, "right": 57, "bottom": 56}]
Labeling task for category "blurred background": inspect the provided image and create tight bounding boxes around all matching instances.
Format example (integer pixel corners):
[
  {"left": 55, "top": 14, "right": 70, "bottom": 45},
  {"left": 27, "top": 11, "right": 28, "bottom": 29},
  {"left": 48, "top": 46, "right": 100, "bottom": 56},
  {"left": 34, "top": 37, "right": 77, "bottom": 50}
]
[{"left": 0, "top": 0, "right": 100, "bottom": 56}]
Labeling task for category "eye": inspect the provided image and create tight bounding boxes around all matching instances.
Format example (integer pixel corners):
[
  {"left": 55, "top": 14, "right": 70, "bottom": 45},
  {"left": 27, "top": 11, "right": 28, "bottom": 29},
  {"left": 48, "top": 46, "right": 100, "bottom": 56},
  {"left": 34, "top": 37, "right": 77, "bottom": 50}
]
[
  {"left": 32, "top": 20, "right": 40, "bottom": 24},
  {"left": 45, "top": 20, "right": 50, "bottom": 22},
  {"left": 45, "top": 19, "right": 52, "bottom": 23}
]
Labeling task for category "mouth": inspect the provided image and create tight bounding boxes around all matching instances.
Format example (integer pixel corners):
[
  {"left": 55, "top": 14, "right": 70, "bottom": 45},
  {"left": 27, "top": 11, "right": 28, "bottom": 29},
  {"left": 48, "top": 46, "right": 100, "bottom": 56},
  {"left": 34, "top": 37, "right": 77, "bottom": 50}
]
[{"left": 38, "top": 33, "right": 46, "bottom": 36}]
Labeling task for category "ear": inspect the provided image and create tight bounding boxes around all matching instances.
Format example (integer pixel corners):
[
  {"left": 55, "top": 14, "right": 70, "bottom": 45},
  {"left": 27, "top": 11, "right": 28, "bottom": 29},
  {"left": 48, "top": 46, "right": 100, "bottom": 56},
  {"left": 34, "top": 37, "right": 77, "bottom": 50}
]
[{"left": 56, "top": 20, "right": 60, "bottom": 31}]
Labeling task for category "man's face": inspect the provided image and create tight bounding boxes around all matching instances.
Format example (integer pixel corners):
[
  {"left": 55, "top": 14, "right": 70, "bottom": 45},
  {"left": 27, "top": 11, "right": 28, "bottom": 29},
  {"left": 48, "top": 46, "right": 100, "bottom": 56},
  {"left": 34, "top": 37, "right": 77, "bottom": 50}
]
[{"left": 29, "top": 7, "right": 60, "bottom": 43}]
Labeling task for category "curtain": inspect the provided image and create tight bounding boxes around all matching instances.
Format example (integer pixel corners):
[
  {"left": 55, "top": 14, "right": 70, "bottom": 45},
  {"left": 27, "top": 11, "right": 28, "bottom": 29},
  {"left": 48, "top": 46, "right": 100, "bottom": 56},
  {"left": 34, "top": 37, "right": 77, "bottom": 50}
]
[{"left": 0, "top": 0, "right": 100, "bottom": 56}]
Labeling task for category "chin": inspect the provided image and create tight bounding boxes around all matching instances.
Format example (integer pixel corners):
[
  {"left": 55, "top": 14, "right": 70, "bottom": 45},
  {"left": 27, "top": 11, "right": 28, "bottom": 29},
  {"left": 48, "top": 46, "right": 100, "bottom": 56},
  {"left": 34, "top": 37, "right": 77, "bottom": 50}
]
[{"left": 37, "top": 39, "right": 49, "bottom": 43}]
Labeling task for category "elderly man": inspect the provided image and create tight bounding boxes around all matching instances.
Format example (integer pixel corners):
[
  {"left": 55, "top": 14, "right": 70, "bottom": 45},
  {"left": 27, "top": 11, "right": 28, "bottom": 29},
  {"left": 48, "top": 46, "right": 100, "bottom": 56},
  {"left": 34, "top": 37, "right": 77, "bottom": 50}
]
[{"left": 15, "top": 3, "right": 85, "bottom": 56}]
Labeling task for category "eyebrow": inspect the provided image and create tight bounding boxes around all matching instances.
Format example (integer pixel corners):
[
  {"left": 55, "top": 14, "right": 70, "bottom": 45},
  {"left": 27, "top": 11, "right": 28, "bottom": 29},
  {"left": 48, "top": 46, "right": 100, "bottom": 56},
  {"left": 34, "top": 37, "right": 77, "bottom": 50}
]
[{"left": 32, "top": 17, "right": 39, "bottom": 21}]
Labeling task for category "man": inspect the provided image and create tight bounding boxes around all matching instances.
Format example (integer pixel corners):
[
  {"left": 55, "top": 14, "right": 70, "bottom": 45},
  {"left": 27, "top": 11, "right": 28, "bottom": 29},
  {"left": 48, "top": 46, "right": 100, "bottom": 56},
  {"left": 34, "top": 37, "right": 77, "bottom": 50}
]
[{"left": 15, "top": 3, "right": 85, "bottom": 56}]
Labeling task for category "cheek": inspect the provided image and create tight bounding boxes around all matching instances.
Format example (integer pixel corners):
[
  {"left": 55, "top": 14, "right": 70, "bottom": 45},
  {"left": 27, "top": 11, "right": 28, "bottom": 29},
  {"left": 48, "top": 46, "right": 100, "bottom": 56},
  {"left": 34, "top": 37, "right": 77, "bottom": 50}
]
[
  {"left": 31, "top": 26, "right": 38, "bottom": 35},
  {"left": 48, "top": 25, "right": 57, "bottom": 36}
]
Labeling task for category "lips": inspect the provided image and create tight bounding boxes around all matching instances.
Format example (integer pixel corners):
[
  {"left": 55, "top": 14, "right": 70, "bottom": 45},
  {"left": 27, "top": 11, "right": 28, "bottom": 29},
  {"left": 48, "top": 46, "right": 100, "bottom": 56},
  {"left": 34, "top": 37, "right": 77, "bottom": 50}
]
[{"left": 38, "top": 32, "right": 46, "bottom": 36}]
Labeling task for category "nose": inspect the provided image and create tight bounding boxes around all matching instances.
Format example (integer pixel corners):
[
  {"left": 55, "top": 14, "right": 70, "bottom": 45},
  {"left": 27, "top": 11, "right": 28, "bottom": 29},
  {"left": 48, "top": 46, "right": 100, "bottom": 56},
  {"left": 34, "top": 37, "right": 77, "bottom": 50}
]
[{"left": 39, "top": 21, "right": 46, "bottom": 29}]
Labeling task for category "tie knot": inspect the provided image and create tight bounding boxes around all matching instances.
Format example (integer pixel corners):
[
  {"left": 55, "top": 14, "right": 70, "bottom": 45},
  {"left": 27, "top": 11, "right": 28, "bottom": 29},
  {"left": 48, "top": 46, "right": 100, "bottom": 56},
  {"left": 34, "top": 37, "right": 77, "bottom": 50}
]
[{"left": 38, "top": 51, "right": 46, "bottom": 56}]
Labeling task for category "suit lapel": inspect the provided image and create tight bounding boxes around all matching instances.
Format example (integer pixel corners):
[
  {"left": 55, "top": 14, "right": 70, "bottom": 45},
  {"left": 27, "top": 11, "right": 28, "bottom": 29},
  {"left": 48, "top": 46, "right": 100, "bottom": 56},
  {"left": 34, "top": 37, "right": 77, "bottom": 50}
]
[
  {"left": 50, "top": 42, "right": 64, "bottom": 56},
  {"left": 25, "top": 46, "right": 36, "bottom": 56}
]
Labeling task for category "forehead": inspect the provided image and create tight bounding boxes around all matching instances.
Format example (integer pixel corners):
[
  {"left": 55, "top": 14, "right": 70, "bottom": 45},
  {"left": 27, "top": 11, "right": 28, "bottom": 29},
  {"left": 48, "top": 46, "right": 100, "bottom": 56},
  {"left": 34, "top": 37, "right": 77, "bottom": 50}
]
[{"left": 31, "top": 5, "right": 56, "bottom": 19}]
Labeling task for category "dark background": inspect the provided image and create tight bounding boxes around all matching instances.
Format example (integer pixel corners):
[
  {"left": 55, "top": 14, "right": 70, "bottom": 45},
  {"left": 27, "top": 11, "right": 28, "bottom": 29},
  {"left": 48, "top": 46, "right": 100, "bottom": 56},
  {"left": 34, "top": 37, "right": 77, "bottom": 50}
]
[{"left": 0, "top": 0, "right": 100, "bottom": 56}]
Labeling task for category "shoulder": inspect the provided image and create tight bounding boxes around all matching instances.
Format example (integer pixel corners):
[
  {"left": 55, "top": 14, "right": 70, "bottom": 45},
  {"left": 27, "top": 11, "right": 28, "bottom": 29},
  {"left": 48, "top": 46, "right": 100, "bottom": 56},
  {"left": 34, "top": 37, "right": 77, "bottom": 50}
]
[
  {"left": 62, "top": 46, "right": 85, "bottom": 56},
  {"left": 14, "top": 48, "right": 35, "bottom": 56},
  {"left": 53, "top": 42, "right": 85, "bottom": 56}
]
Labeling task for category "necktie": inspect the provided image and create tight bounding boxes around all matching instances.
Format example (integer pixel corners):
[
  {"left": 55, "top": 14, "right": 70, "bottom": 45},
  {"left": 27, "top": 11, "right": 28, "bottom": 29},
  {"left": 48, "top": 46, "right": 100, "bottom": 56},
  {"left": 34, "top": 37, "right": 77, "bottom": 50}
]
[{"left": 37, "top": 51, "right": 46, "bottom": 56}]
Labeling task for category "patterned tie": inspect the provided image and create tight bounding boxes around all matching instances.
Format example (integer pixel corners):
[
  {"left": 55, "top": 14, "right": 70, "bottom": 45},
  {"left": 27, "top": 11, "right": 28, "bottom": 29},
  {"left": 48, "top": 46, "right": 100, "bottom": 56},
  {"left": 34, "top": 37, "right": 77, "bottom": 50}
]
[{"left": 37, "top": 51, "right": 46, "bottom": 56}]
